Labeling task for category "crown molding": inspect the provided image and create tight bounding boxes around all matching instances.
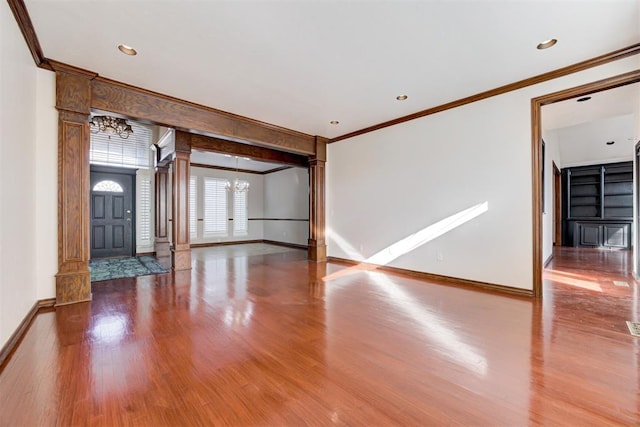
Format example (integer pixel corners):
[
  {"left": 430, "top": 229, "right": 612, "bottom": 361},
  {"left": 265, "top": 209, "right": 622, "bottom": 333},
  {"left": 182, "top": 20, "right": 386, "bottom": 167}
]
[
  {"left": 330, "top": 42, "right": 640, "bottom": 143},
  {"left": 6, "top": 0, "right": 50, "bottom": 70}
]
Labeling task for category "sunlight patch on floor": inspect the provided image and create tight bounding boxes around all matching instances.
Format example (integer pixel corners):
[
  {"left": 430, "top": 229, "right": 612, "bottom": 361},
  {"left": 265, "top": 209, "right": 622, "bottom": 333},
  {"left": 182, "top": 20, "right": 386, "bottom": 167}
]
[{"left": 544, "top": 270, "right": 603, "bottom": 292}]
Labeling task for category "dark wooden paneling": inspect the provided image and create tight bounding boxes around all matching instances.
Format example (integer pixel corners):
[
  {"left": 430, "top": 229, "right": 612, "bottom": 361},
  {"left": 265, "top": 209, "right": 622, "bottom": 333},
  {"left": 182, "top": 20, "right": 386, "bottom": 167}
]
[
  {"left": 112, "top": 225, "right": 125, "bottom": 249},
  {"left": 92, "top": 226, "right": 105, "bottom": 250},
  {"left": 90, "top": 77, "right": 316, "bottom": 155},
  {"left": 5, "top": 0, "right": 50, "bottom": 70},
  {"left": 190, "top": 134, "right": 309, "bottom": 167},
  {"left": 331, "top": 43, "right": 640, "bottom": 143},
  {"left": 92, "top": 195, "right": 105, "bottom": 219}
]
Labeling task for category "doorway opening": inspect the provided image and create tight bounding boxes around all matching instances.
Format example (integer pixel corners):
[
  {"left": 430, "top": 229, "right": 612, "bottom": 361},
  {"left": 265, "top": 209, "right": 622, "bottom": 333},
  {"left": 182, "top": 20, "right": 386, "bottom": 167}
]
[
  {"left": 532, "top": 71, "right": 640, "bottom": 298},
  {"left": 90, "top": 165, "right": 136, "bottom": 259}
]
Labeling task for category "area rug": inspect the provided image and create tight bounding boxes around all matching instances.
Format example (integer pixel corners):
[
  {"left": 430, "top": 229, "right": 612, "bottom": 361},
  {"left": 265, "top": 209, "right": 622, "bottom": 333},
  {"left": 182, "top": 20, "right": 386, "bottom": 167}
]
[{"left": 89, "top": 256, "right": 168, "bottom": 282}]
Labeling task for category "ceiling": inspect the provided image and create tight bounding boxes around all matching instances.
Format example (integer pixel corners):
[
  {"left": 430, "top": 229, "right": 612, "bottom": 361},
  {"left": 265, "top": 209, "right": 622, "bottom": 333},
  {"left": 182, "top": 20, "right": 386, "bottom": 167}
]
[
  {"left": 542, "top": 83, "right": 640, "bottom": 132},
  {"left": 24, "top": 1, "right": 640, "bottom": 139}
]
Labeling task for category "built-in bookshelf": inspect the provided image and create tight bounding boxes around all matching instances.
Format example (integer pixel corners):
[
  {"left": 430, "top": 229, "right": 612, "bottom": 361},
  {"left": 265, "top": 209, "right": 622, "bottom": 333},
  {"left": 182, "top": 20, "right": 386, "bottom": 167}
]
[{"left": 563, "top": 161, "right": 633, "bottom": 249}]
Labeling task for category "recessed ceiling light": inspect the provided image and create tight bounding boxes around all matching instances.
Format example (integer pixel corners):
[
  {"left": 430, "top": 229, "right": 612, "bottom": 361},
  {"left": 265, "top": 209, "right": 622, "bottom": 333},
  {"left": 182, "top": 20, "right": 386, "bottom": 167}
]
[
  {"left": 537, "top": 39, "right": 557, "bottom": 50},
  {"left": 606, "top": 141, "right": 615, "bottom": 145},
  {"left": 330, "top": 120, "right": 339, "bottom": 125},
  {"left": 118, "top": 44, "right": 137, "bottom": 56},
  {"left": 396, "top": 95, "right": 408, "bottom": 101},
  {"left": 577, "top": 96, "right": 592, "bottom": 102}
]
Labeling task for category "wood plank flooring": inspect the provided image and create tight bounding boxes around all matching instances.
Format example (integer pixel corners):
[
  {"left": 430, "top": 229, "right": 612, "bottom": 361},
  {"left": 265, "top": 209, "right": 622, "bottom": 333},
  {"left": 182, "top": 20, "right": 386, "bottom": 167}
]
[{"left": 1, "top": 244, "right": 638, "bottom": 425}]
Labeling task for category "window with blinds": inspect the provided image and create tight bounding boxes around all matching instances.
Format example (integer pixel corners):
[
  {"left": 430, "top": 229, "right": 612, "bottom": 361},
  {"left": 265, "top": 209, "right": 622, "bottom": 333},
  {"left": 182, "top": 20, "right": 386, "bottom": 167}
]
[
  {"left": 189, "top": 176, "right": 197, "bottom": 238},
  {"left": 203, "top": 178, "right": 228, "bottom": 236},
  {"left": 138, "top": 175, "right": 152, "bottom": 243},
  {"left": 90, "top": 121, "right": 153, "bottom": 169},
  {"left": 233, "top": 186, "right": 249, "bottom": 236}
]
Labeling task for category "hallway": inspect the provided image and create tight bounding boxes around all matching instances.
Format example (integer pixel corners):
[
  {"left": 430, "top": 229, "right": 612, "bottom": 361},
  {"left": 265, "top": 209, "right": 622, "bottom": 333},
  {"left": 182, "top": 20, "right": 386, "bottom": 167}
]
[{"left": 0, "top": 244, "right": 638, "bottom": 425}]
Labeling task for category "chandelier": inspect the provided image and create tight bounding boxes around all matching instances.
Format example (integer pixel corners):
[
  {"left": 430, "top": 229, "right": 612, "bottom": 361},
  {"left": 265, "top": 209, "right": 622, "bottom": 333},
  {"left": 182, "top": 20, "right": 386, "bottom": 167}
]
[
  {"left": 89, "top": 115, "right": 133, "bottom": 139},
  {"left": 226, "top": 156, "right": 250, "bottom": 193}
]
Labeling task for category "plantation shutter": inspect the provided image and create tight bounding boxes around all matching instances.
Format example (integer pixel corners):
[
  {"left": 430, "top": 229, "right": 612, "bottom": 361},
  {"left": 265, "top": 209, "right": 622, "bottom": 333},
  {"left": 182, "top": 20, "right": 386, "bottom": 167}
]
[
  {"left": 138, "top": 176, "right": 152, "bottom": 242},
  {"left": 90, "top": 121, "right": 153, "bottom": 169},
  {"left": 203, "top": 178, "right": 228, "bottom": 236},
  {"left": 233, "top": 186, "right": 248, "bottom": 236},
  {"left": 189, "top": 176, "right": 197, "bottom": 238}
]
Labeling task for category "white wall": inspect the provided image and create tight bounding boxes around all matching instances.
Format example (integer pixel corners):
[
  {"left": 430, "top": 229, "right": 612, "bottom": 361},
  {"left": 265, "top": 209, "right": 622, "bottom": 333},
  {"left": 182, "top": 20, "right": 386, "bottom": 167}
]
[
  {"left": 190, "top": 166, "right": 264, "bottom": 243},
  {"left": 1, "top": 1, "right": 45, "bottom": 347},
  {"left": 34, "top": 69, "right": 58, "bottom": 300},
  {"left": 540, "top": 132, "right": 562, "bottom": 264},
  {"left": 263, "top": 167, "right": 309, "bottom": 246},
  {"left": 327, "top": 55, "right": 640, "bottom": 290},
  {"left": 554, "top": 114, "right": 635, "bottom": 167}
]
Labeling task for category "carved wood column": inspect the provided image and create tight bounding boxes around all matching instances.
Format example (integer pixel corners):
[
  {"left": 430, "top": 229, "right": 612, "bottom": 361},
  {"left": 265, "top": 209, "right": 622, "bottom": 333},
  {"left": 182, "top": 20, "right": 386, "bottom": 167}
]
[
  {"left": 308, "top": 136, "right": 327, "bottom": 261},
  {"left": 53, "top": 63, "right": 97, "bottom": 305},
  {"left": 155, "top": 165, "right": 171, "bottom": 260},
  {"left": 171, "top": 132, "right": 192, "bottom": 271}
]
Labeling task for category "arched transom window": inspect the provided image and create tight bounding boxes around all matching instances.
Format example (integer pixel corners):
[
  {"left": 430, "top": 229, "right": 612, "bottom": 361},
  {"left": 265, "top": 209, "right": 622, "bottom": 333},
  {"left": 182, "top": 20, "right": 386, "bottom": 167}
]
[{"left": 92, "top": 180, "right": 124, "bottom": 193}]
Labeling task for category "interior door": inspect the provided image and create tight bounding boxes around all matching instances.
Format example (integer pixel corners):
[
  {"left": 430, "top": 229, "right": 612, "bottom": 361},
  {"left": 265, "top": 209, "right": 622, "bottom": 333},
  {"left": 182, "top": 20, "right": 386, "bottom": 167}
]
[{"left": 90, "top": 168, "right": 135, "bottom": 258}]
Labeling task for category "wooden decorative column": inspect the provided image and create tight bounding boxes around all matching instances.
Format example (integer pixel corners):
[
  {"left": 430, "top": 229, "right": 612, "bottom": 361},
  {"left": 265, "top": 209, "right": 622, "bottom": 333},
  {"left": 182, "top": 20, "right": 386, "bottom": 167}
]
[
  {"left": 308, "top": 136, "right": 327, "bottom": 261},
  {"left": 171, "top": 131, "right": 192, "bottom": 271},
  {"left": 53, "top": 63, "right": 97, "bottom": 305},
  {"left": 155, "top": 165, "right": 171, "bottom": 260}
]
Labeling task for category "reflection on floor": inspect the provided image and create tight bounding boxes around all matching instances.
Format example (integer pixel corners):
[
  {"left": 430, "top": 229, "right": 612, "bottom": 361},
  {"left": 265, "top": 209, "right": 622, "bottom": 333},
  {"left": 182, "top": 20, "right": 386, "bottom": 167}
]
[
  {"left": 89, "top": 256, "right": 168, "bottom": 282},
  {"left": 544, "top": 246, "right": 635, "bottom": 295},
  {"left": 192, "top": 242, "right": 300, "bottom": 259},
  {"left": 1, "top": 243, "right": 639, "bottom": 425}
]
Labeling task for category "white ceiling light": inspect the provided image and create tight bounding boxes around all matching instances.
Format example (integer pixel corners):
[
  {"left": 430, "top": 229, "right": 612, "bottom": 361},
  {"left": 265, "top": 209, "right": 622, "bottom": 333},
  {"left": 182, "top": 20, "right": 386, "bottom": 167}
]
[
  {"left": 537, "top": 38, "right": 557, "bottom": 50},
  {"left": 118, "top": 44, "right": 137, "bottom": 56},
  {"left": 396, "top": 95, "right": 408, "bottom": 101},
  {"left": 330, "top": 120, "right": 340, "bottom": 125}
]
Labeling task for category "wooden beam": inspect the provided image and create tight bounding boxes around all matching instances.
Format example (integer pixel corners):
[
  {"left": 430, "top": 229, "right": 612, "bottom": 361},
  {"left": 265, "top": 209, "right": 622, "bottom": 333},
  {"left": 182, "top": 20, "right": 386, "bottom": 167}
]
[
  {"left": 90, "top": 76, "right": 316, "bottom": 155},
  {"left": 190, "top": 133, "right": 309, "bottom": 168}
]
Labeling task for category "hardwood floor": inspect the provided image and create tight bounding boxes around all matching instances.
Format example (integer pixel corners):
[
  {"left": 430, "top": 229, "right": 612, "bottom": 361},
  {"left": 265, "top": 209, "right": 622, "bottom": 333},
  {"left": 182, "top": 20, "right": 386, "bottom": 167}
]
[{"left": 0, "top": 245, "right": 638, "bottom": 425}]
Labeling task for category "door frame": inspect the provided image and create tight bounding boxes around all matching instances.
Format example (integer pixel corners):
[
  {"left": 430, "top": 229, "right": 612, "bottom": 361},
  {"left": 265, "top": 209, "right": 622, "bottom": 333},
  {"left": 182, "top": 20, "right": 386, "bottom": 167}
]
[
  {"left": 89, "top": 165, "right": 137, "bottom": 258},
  {"left": 531, "top": 69, "right": 640, "bottom": 298}
]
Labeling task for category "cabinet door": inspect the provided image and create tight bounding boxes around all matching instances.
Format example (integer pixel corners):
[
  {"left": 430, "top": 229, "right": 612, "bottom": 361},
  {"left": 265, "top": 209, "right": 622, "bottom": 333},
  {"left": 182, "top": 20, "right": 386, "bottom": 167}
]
[
  {"left": 603, "top": 224, "right": 630, "bottom": 248},
  {"left": 576, "top": 223, "right": 601, "bottom": 247}
]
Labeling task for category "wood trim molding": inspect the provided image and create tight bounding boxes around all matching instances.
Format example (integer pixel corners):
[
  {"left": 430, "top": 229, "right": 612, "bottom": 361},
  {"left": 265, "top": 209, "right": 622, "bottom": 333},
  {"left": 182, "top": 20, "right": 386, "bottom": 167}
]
[
  {"left": 6, "top": 0, "right": 50, "bottom": 70},
  {"left": 190, "top": 133, "right": 309, "bottom": 167},
  {"left": 330, "top": 42, "right": 640, "bottom": 143},
  {"left": 190, "top": 164, "right": 295, "bottom": 176},
  {"left": 190, "top": 239, "right": 308, "bottom": 250},
  {"left": 531, "top": 69, "right": 640, "bottom": 298},
  {"left": 308, "top": 137, "right": 327, "bottom": 261},
  {"left": 327, "top": 257, "right": 533, "bottom": 298},
  {"left": 0, "top": 298, "right": 55, "bottom": 370},
  {"left": 262, "top": 240, "right": 308, "bottom": 250},
  {"left": 262, "top": 166, "right": 293, "bottom": 175},
  {"left": 250, "top": 218, "right": 309, "bottom": 221},
  {"left": 191, "top": 163, "right": 265, "bottom": 175},
  {"left": 90, "top": 76, "right": 316, "bottom": 155},
  {"left": 190, "top": 240, "right": 263, "bottom": 249},
  {"left": 171, "top": 149, "right": 192, "bottom": 271}
]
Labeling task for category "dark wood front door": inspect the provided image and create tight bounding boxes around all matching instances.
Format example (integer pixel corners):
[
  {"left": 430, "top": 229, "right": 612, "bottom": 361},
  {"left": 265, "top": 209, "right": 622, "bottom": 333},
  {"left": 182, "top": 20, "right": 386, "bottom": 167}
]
[{"left": 90, "top": 167, "right": 136, "bottom": 259}]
